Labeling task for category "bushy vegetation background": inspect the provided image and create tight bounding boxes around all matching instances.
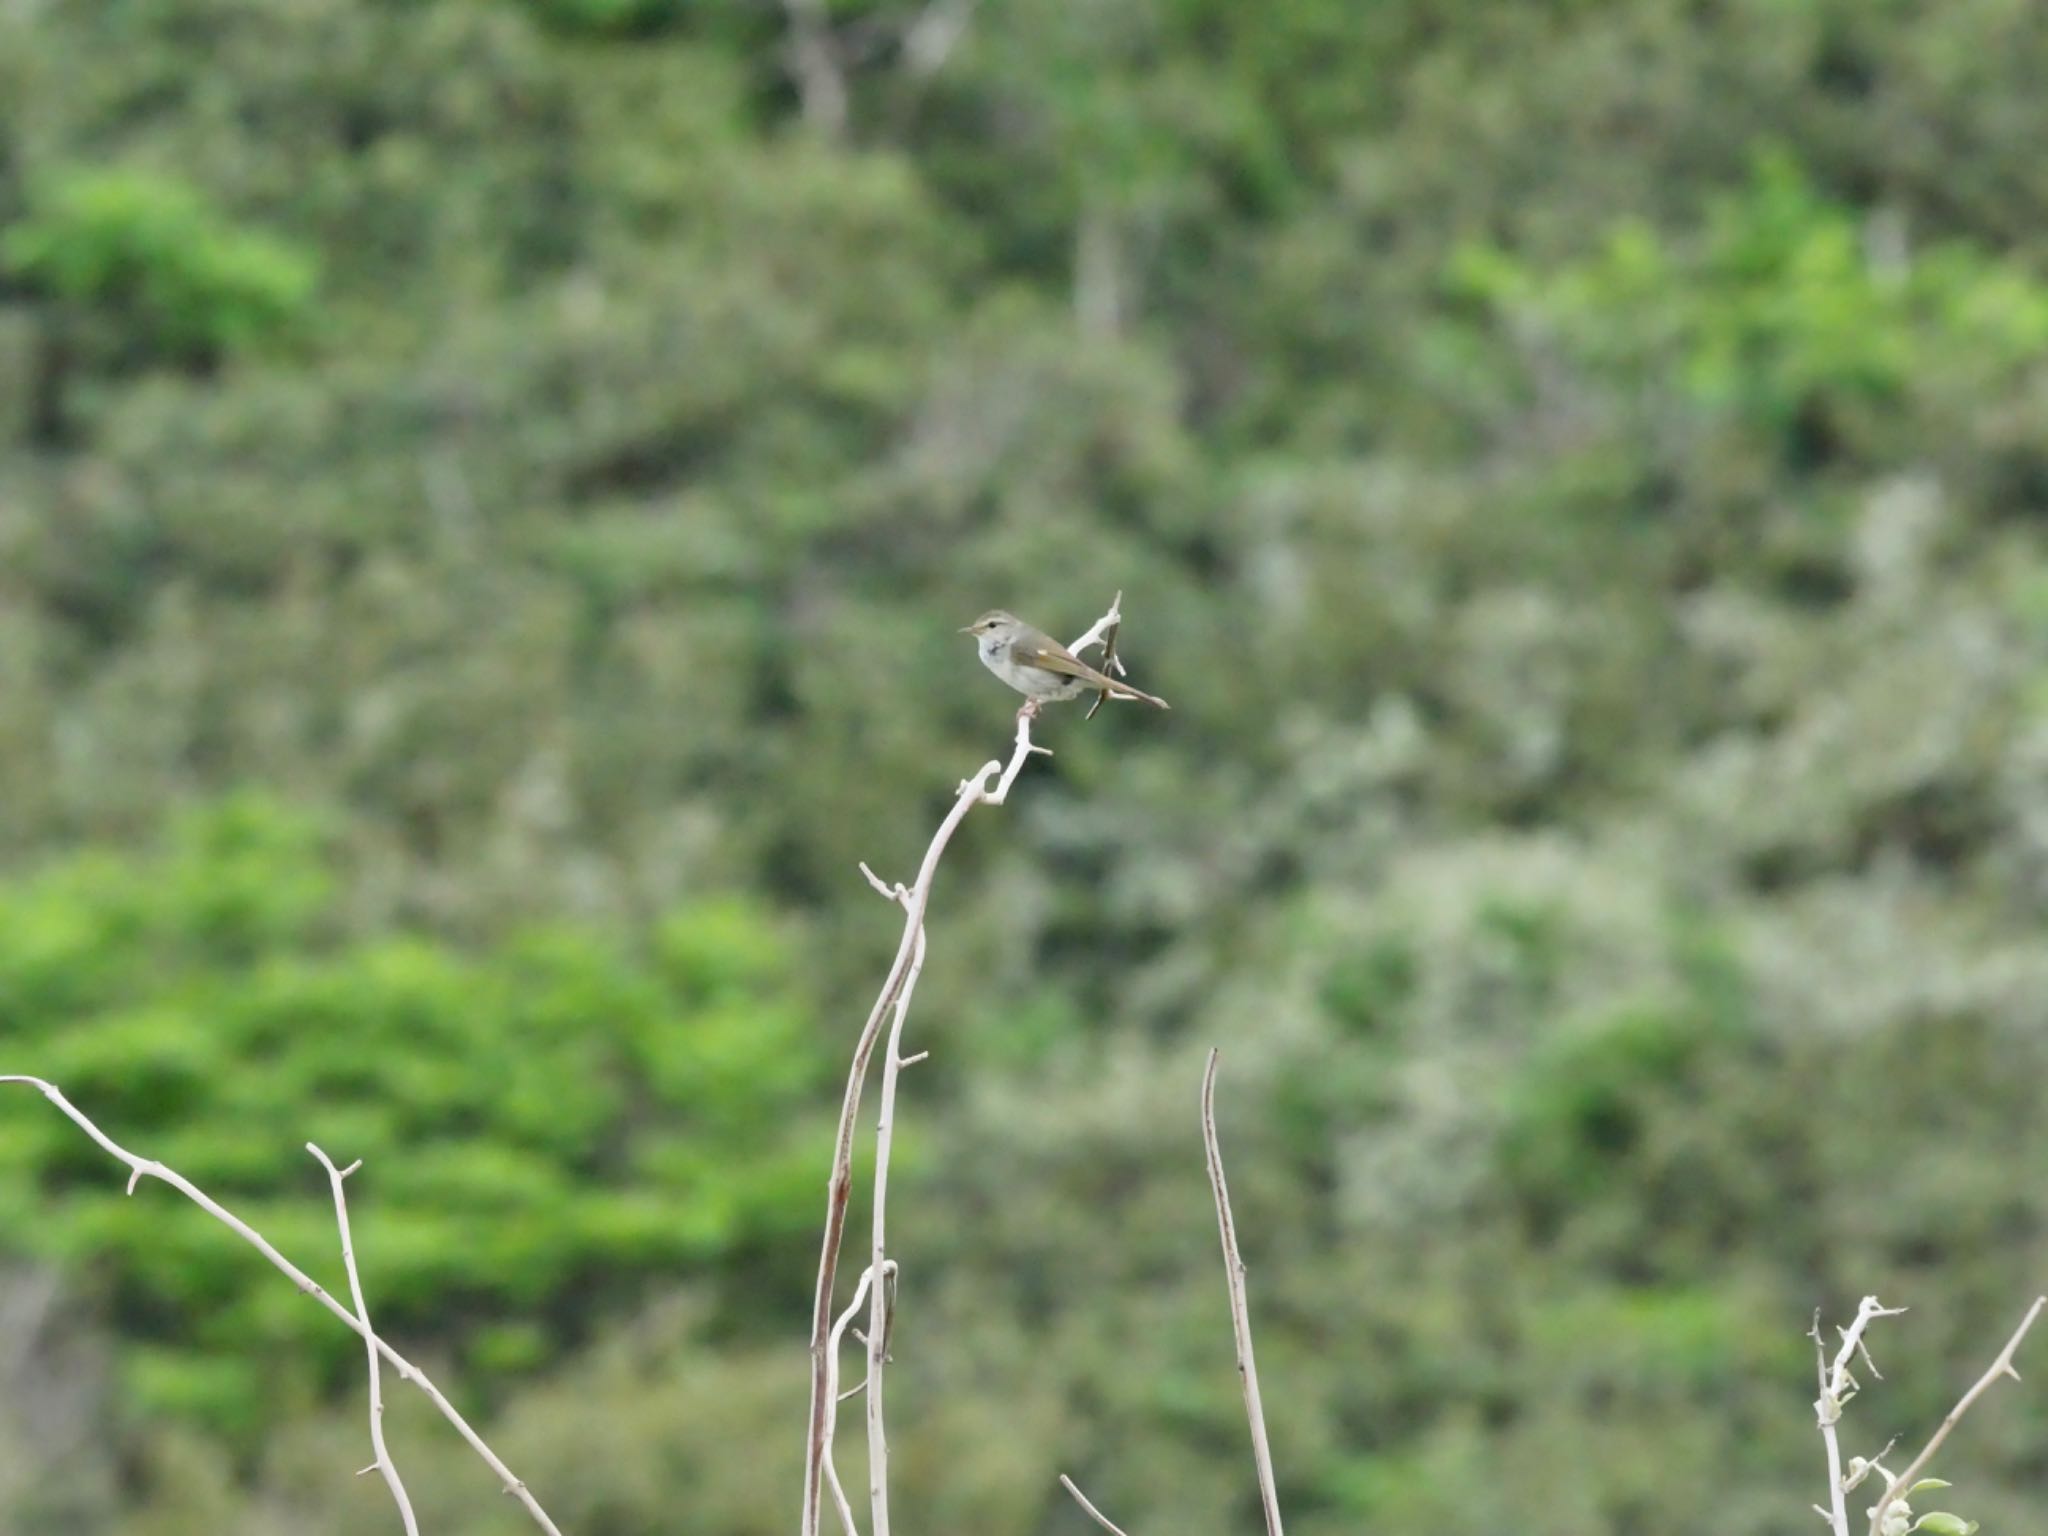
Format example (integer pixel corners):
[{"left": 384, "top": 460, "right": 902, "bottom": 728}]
[{"left": 5, "top": 1, "right": 2048, "bottom": 1532}]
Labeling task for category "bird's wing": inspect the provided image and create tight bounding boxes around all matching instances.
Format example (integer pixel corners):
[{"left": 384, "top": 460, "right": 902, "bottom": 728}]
[{"left": 1010, "top": 636, "right": 1117, "bottom": 688}]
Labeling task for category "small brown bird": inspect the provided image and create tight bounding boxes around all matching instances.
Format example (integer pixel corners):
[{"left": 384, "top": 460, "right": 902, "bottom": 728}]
[{"left": 960, "top": 610, "right": 1170, "bottom": 714}]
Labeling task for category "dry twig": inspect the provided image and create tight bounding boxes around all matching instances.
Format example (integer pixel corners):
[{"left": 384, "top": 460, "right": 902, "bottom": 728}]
[
  {"left": 860, "top": 877, "right": 925, "bottom": 1536},
  {"left": 1813, "top": 1296, "right": 1908, "bottom": 1536},
  {"left": 0, "top": 1076, "right": 562, "bottom": 1536},
  {"left": 1058, "top": 1472, "right": 1135, "bottom": 1536},
  {"left": 1055, "top": 1053, "right": 1286, "bottom": 1536},
  {"left": 1864, "top": 1296, "right": 2047, "bottom": 1536},
  {"left": 822, "top": 1261, "right": 892, "bottom": 1536},
  {"left": 799, "top": 595, "right": 1129, "bottom": 1536},
  {"left": 308, "top": 1145, "right": 417, "bottom": 1536},
  {"left": 1202, "top": 1049, "right": 1284, "bottom": 1536}
]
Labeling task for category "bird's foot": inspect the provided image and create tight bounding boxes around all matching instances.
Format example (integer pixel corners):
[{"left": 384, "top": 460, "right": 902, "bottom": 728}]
[{"left": 1017, "top": 699, "right": 1042, "bottom": 722}]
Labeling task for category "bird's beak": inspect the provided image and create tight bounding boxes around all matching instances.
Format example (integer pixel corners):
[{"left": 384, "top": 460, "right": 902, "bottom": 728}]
[{"left": 958, "top": 624, "right": 976, "bottom": 633}]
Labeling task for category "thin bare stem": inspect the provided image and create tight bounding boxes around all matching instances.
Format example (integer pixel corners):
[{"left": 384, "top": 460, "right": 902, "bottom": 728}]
[
  {"left": 308, "top": 1145, "right": 417, "bottom": 1536},
  {"left": 1813, "top": 1296, "right": 1906, "bottom": 1536},
  {"left": 0, "top": 1076, "right": 562, "bottom": 1536},
  {"left": 1866, "top": 1296, "right": 2047, "bottom": 1536},
  {"left": 867, "top": 913, "right": 924, "bottom": 1536},
  {"left": 1065, "top": 591, "right": 1125, "bottom": 660},
  {"left": 1059, "top": 1473, "right": 1135, "bottom": 1536},
  {"left": 799, "top": 596, "right": 1125, "bottom": 1536},
  {"left": 1814, "top": 1321, "right": 1850, "bottom": 1536},
  {"left": 1201, "top": 1050, "right": 1284, "bottom": 1536},
  {"left": 822, "top": 1263, "right": 886, "bottom": 1536}
]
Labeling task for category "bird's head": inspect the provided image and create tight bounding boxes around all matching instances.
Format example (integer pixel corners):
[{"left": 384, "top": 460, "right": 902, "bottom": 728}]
[{"left": 960, "top": 610, "right": 1020, "bottom": 637}]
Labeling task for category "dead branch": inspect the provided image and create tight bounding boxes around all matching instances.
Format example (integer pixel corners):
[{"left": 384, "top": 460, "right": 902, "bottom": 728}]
[
  {"left": 1813, "top": 1296, "right": 1908, "bottom": 1536},
  {"left": 1058, "top": 1472, "right": 1135, "bottom": 1536},
  {"left": 1865, "top": 1297, "right": 2047, "bottom": 1536},
  {"left": 0, "top": 1076, "right": 562, "bottom": 1536},
  {"left": 308, "top": 1145, "right": 417, "bottom": 1536},
  {"left": 1202, "top": 1049, "right": 1284, "bottom": 1536},
  {"left": 864, "top": 891, "right": 924, "bottom": 1536},
  {"left": 798, "top": 594, "right": 1127, "bottom": 1536},
  {"left": 822, "top": 1261, "right": 892, "bottom": 1536}
]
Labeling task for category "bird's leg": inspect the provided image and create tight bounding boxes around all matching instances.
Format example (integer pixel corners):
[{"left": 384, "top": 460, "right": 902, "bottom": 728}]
[{"left": 1017, "top": 698, "right": 1042, "bottom": 722}]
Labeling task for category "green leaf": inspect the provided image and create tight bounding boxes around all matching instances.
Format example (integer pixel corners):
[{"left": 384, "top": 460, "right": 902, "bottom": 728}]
[
  {"left": 1907, "top": 1480, "right": 1954, "bottom": 1496},
  {"left": 1911, "top": 1513, "right": 1978, "bottom": 1536}
]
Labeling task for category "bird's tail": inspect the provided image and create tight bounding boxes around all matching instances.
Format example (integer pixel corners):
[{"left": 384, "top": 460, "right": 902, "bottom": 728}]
[{"left": 1109, "top": 680, "right": 1170, "bottom": 710}]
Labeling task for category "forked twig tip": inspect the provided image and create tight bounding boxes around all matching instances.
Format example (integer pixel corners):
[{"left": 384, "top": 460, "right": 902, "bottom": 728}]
[{"left": 1060, "top": 1472, "right": 1136, "bottom": 1536}]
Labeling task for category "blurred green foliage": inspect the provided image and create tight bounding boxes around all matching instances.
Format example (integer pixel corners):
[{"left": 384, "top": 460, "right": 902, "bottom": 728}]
[
  {"left": 3, "top": 0, "right": 2048, "bottom": 1532},
  {"left": 0, "top": 798, "right": 827, "bottom": 1442},
  {"left": 1439, "top": 153, "right": 2048, "bottom": 472},
  {"left": 3, "top": 169, "right": 316, "bottom": 363}
]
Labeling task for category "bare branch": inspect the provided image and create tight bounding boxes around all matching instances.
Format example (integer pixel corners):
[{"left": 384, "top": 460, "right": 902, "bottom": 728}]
[
  {"left": 1059, "top": 1473, "right": 1135, "bottom": 1536},
  {"left": 859, "top": 862, "right": 911, "bottom": 907},
  {"left": 308, "top": 1144, "right": 417, "bottom": 1536},
  {"left": 1081, "top": 590, "right": 1129, "bottom": 718},
  {"left": 1866, "top": 1296, "right": 2047, "bottom": 1536},
  {"left": 1201, "top": 1050, "right": 1284, "bottom": 1536},
  {"left": 866, "top": 915, "right": 926, "bottom": 1536},
  {"left": 1813, "top": 1321, "right": 1850, "bottom": 1536},
  {"left": 1847, "top": 1436, "right": 1897, "bottom": 1492},
  {"left": 822, "top": 1262, "right": 886, "bottom": 1536},
  {"left": 800, "top": 597, "right": 1129, "bottom": 1536},
  {"left": 1813, "top": 1296, "right": 1906, "bottom": 1536},
  {"left": 0, "top": 1076, "right": 563, "bottom": 1536},
  {"left": 1067, "top": 590, "right": 1125, "bottom": 662}
]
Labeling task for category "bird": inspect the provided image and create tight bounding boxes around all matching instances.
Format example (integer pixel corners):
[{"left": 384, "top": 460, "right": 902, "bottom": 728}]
[{"left": 960, "top": 610, "right": 1170, "bottom": 716}]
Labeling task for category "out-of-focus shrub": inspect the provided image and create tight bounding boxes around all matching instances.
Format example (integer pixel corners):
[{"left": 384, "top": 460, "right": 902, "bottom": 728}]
[
  {"left": 2, "top": 170, "right": 316, "bottom": 363},
  {"left": 0, "top": 796, "right": 828, "bottom": 1442},
  {"left": 1436, "top": 154, "right": 2048, "bottom": 475}
]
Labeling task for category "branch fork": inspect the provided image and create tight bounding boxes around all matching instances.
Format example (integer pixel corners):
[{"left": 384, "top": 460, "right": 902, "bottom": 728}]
[
  {"left": 309, "top": 1143, "right": 417, "bottom": 1536},
  {"left": 800, "top": 595, "right": 1136, "bottom": 1536},
  {"left": 1809, "top": 1294, "right": 2046, "bottom": 1536},
  {"left": 0, "top": 1075, "right": 562, "bottom": 1536}
]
